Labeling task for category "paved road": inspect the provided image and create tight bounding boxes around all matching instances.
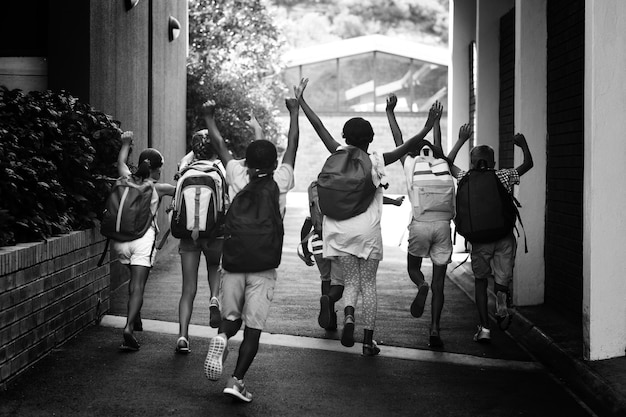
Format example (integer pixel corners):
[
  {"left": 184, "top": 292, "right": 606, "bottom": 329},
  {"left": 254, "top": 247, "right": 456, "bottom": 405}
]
[{"left": 0, "top": 193, "right": 595, "bottom": 416}]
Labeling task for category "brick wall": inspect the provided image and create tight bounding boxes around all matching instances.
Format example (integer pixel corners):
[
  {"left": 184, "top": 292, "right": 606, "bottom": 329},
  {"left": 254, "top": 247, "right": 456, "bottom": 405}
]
[
  {"left": 280, "top": 113, "right": 448, "bottom": 194},
  {"left": 0, "top": 228, "right": 110, "bottom": 388}
]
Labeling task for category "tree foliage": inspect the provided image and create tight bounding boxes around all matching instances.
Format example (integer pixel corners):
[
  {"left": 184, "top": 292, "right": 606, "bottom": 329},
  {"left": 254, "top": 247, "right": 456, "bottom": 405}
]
[
  {"left": 271, "top": 0, "right": 449, "bottom": 47},
  {"left": 0, "top": 87, "right": 122, "bottom": 246},
  {"left": 187, "top": 0, "right": 288, "bottom": 157}
]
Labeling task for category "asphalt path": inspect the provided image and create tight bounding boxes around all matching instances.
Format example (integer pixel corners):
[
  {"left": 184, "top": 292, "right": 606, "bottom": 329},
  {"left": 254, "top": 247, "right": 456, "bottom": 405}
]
[{"left": 0, "top": 193, "right": 595, "bottom": 416}]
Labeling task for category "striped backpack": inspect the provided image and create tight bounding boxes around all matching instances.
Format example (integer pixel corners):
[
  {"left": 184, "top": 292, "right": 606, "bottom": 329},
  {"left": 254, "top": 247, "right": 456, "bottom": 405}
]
[
  {"left": 170, "top": 161, "right": 228, "bottom": 241},
  {"left": 100, "top": 177, "right": 156, "bottom": 242},
  {"left": 407, "top": 149, "right": 455, "bottom": 222}
]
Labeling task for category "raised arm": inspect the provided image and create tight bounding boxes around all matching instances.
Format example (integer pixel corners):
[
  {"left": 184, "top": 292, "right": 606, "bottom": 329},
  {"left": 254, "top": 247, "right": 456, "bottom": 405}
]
[
  {"left": 385, "top": 94, "right": 408, "bottom": 164},
  {"left": 201, "top": 100, "right": 234, "bottom": 166},
  {"left": 117, "top": 131, "right": 133, "bottom": 178},
  {"left": 281, "top": 98, "right": 300, "bottom": 168},
  {"left": 513, "top": 133, "right": 534, "bottom": 176},
  {"left": 382, "top": 102, "right": 439, "bottom": 166},
  {"left": 448, "top": 123, "right": 472, "bottom": 164},
  {"left": 432, "top": 101, "right": 443, "bottom": 148},
  {"left": 295, "top": 78, "right": 341, "bottom": 153},
  {"left": 246, "top": 113, "right": 264, "bottom": 141}
]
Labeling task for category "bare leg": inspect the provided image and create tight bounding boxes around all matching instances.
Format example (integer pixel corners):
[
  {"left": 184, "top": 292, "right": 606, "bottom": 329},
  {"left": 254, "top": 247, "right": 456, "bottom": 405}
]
[
  {"left": 232, "top": 327, "right": 261, "bottom": 380},
  {"left": 178, "top": 251, "right": 201, "bottom": 339}
]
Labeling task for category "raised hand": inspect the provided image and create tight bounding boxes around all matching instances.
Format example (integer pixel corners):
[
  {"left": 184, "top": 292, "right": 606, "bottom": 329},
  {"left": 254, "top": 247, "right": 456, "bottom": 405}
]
[
  {"left": 285, "top": 97, "right": 299, "bottom": 112},
  {"left": 425, "top": 102, "right": 442, "bottom": 129},
  {"left": 513, "top": 133, "right": 527, "bottom": 147},
  {"left": 294, "top": 78, "right": 309, "bottom": 101},
  {"left": 386, "top": 94, "right": 398, "bottom": 112},
  {"left": 458, "top": 123, "right": 472, "bottom": 143},
  {"left": 432, "top": 101, "right": 443, "bottom": 122},
  {"left": 121, "top": 131, "right": 133, "bottom": 146},
  {"left": 201, "top": 100, "right": 216, "bottom": 117}
]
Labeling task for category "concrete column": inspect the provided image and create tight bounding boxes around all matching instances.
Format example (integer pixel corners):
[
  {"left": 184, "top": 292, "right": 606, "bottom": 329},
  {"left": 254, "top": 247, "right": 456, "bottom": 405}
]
[
  {"left": 448, "top": 0, "right": 475, "bottom": 168},
  {"left": 584, "top": 0, "right": 626, "bottom": 360},
  {"left": 475, "top": 0, "right": 514, "bottom": 152},
  {"left": 513, "top": 0, "right": 546, "bottom": 307}
]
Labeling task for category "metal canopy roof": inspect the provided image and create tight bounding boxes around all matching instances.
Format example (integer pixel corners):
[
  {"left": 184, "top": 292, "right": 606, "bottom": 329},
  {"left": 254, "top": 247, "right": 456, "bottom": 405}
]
[{"left": 282, "top": 34, "right": 449, "bottom": 68}]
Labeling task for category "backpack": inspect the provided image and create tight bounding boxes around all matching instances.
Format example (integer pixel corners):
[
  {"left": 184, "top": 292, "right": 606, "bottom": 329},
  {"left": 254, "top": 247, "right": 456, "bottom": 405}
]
[
  {"left": 222, "top": 173, "right": 284, "bottom": 272},
  {"left": 100, "top": 177, "right": 156, "bottom": 242},
  {"left": 408, "top": 153, "right": 455, "bottom": 221},
  {"left": 170, "top": 161, "right": 228, "bottom": 241},
  {"left": 307, "top": 180, "right": 323, "bottom": 235},
  {"left": 454, "top": 168, "right": 521, "bottom": 243},
  {"left": 317, "top": 145, "right": 377, "bottom": 220}
]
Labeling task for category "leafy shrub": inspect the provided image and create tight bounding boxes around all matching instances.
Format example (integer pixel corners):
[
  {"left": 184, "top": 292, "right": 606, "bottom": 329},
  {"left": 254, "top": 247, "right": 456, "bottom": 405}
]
[{"left": 0, "top": 87, "right": 123, "bottom": 247}]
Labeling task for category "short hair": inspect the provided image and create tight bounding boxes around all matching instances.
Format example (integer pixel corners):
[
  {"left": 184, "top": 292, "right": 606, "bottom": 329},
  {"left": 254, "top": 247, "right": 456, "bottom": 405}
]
[
  {"left": 245, "top": 140, "right": 277, "bottom": 170},
  {"left": 470, "top": 145, "right": 495, "bottom": 169},
  {"left": 342, "top": 117, "right": 374, "bottom": 146},
  {"left": 136, "top": 148, "right": 164, "bottom": 178},
  {"left": 191, "top": 130, "right": 216, "bottom": 160}
]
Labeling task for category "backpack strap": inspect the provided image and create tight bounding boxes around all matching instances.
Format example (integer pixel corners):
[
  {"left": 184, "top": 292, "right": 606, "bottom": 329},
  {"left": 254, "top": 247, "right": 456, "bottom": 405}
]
[
  {"left": 97, "top": 238, "right": 110, "bottom": 267},
  {"left": 511, "top": 196, "right": 528, "bottom": 253}
]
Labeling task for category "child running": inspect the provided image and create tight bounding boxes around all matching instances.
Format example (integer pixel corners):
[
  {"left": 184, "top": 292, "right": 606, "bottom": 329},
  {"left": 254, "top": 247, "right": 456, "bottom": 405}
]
[
  {"left": 114, "top": 131, "right": 175, "bottom": 351},
  {"left": 202, "top": 96, "right": 300, "bottom": 403},
  {"left": 296, "top": 78, "right": 438, "bottom": 356},
  {"left": 174, "top": 130, "right": 227, "bottom": 354}
]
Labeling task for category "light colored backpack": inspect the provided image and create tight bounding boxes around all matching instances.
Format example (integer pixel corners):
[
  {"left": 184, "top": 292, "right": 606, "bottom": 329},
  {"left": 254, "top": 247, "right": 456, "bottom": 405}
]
[{"left": 407, "top": 148, "right": 455, "bottom": 222}]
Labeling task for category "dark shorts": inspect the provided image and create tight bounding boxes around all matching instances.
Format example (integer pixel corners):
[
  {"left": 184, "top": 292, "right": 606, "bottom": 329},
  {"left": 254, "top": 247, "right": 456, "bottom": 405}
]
[{"left": 178, "top": 236, "right": 223, "bottom": 265}]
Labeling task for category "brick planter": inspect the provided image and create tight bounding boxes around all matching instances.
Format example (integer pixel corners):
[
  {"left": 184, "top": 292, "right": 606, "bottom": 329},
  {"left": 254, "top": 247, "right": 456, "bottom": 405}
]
[{"left": 0, "top": 228, "right": 110, "bottom": 388}]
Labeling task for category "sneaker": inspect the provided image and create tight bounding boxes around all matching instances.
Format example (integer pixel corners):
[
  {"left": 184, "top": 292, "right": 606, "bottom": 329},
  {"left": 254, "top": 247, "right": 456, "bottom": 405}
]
[
  {"left": 318, "top": 295, "right": 331, "bottom": 329},
  {"left": 428, "top": 329, "right": 444, "bottom": 349},
  {"left": 223, "top": 376, "right": 253, "bottom": 403},
  {"left": 175, "top": 336, "right": 190, "bottom": 354},
  {"left": 204, "top": 334, "right": 228, "bottom": 381},
  {"left": 209, "top": 297, "right": 222, "bottom": 329},
  {"left": 410, "top": 282, "right": 430, "bottom": 318},
  {"left": 341, "top": 315, "right": 355, "bottom": 347},
  {"left": 473, "top": 325, "right": 491, "bottom": 343},
  {"left": 362, "top": 341, "right": 381, "bottom": 357}
]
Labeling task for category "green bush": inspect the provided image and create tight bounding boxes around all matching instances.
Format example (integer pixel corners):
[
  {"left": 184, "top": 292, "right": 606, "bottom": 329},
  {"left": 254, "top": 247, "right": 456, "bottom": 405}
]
[{"left": 0, "top": 87, "right": 123, "bottom": 247}]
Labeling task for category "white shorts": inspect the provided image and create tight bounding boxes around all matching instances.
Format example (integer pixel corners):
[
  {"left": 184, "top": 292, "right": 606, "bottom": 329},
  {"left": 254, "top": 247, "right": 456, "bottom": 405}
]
[{"left": 112, "top": 227, "right": 157, "bottom": 268}]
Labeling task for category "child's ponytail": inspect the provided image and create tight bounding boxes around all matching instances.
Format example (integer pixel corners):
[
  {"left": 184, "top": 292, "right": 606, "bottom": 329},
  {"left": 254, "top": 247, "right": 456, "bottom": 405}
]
[{"left": 135, "top": 148, "right": 164, "bottom": 179}]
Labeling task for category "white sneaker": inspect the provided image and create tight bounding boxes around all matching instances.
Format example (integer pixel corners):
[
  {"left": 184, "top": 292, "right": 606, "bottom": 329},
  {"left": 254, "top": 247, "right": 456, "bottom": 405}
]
[
  {"left": 473, "top": 325, "right": 491, "bottom": 343},
  {"left": 223, "top": 376, "right": 253, "bottom": 403},
  {"left": 204, "top": 334, "right": 227, "bottom": 381}
]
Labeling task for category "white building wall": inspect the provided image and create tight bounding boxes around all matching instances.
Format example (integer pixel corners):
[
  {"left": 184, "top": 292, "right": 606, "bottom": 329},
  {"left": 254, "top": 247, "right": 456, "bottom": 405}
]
[
  {"left": 449, "top": 0, "right": 475, "bottom": 169},
  {"left": 513, "top": 0, "right": 546, "bottom": 307},
  {"left": 584, "top": 0, "right": 626, "bottom": 360},
  {"left": 475, "top": 0, "right": 514, "bottom": 152}
]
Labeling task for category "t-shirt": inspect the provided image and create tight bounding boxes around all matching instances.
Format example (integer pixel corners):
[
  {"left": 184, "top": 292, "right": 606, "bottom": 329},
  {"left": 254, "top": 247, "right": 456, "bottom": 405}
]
[
  {"left": 456, "top": 168, "right": 520, "bottom": 193},
  {"left": 322, "top": 147, "right": 387, "bottom": 260},
  {"left": 225, "top": 159, "right": 295, "bottom": 217}
]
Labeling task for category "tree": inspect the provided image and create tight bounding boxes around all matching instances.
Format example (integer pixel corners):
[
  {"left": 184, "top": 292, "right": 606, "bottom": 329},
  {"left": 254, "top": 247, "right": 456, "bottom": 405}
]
[{"left": 187, "top": 0, "right": 287, "bottom": 157}]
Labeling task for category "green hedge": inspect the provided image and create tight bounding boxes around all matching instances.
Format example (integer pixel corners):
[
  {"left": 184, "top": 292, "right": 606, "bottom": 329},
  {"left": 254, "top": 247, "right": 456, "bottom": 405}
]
[{"left": 0, "top": 87, "right": 123, "bottom": 247}]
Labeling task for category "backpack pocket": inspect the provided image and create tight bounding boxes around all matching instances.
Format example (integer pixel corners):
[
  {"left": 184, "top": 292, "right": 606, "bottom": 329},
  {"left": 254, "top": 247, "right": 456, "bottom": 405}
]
[{"left": 413, "top": 185, "right": 454, "bottom": 217}]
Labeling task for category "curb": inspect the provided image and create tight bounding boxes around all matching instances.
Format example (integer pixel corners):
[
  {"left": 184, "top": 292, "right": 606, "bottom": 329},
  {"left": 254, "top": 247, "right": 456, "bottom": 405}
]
[{"left": 448, "top": 260, "right": 626, "bottom": 417}]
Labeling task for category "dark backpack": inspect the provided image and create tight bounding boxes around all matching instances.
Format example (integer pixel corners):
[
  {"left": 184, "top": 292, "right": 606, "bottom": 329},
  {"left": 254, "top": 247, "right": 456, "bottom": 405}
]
[
  {"left": 222, "top": 173, "right": 284, "bottom": 272},
  {"left": 455, "top": 168, "right": 521, "bottom": 244},
  {"left": 170, "top": 161, "right": 228, "bottom": 241},
  {"left": 317, "top": 146, "right": 377, "bottom": 220},
  {"left": 100, "top": 177, "right": 156, "bottom": 242},
  {"left": 307, "top": 180, "right": 323, "bottom": 235}
]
